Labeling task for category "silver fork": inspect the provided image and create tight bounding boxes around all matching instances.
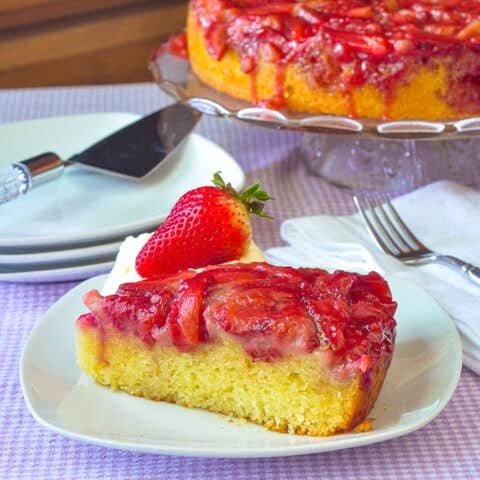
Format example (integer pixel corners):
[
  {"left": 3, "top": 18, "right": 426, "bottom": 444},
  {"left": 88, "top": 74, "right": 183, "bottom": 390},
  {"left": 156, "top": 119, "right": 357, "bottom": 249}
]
[{"left": 353, "top": 193, "right": 480, "bottom": 286}]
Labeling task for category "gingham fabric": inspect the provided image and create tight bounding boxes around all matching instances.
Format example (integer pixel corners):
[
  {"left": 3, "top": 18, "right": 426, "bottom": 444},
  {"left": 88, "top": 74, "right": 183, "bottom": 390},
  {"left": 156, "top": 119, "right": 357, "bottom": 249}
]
[{"left": 0, "top": 84, "right": 479, "bottom": 480}]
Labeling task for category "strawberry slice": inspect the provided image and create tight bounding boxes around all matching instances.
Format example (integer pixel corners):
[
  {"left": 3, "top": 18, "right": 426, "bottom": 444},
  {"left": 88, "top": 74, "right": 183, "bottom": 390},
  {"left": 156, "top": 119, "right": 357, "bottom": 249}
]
[
  {"left": 325, "top": 27, "right": 391, "bottom": 57},
  {"left": 135, "top": 173, "right": 272, "bottom": 277},
  {"left": 346, "top": 6, "right": 373, "bottom": 19},
  {"left": 205, "top": 23, "right": 228, "bottom": 60},
  {"left": 166, "top": 275, "right": 209, "bottom": 350}
]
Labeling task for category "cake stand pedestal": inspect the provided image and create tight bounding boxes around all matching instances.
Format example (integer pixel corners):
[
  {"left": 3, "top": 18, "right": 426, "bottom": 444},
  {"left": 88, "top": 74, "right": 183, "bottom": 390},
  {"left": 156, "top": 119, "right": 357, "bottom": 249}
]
[{"left": 299, "top": 135, "right": 480, "bottom": 192}]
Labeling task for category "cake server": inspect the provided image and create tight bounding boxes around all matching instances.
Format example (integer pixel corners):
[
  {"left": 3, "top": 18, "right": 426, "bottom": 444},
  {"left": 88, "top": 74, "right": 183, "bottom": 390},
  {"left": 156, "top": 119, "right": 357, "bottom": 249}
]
[{"left": 0, "top": 102, "right": 201, "bottom": 205}]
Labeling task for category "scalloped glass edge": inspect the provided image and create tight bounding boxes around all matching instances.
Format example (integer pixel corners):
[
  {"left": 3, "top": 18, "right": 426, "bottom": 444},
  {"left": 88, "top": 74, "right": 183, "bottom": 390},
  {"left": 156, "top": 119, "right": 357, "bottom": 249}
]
[{"left": 150, "top": 52, "right": 480, "bottom": 140}]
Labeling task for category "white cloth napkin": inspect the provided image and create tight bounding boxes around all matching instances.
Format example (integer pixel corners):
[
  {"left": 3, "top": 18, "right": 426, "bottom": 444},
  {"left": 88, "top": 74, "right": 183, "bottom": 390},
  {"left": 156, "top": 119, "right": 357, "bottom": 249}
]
[{"left": 265, "top": 181, "right": 480, "bottom": 374}]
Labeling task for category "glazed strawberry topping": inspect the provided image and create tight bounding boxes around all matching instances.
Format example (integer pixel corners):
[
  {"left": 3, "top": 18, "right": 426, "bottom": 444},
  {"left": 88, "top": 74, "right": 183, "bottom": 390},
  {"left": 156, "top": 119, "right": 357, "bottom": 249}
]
[
  {"left": 190, "top": 0, "right": 480, "bottom": 115},
  {"left": 77, "top": 263, "right": 397, "bottom": 371}
]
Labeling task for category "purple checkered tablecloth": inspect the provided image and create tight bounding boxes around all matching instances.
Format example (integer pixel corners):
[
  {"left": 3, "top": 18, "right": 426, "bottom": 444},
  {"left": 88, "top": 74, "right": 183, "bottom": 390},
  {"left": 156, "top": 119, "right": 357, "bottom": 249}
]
[{"left": 0, "top": 83, "right": 479, "bottom": 479}]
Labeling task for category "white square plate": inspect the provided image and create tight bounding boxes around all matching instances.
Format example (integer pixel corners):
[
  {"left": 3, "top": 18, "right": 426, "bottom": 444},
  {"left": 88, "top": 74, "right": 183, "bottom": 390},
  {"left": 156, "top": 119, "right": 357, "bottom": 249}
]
[{"left": 20, "top": 273, "right": 462, "bottom": 458}]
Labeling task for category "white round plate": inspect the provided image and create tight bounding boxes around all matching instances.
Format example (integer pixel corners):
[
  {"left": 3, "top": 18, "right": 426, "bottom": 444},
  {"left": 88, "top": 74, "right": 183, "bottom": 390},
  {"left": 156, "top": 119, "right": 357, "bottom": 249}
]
[
  {"left": 20, "top": 273, "right": 462, "bottom": 457},
  {"left": 0, "top": 114, "right": 245, "bottom": 248}
]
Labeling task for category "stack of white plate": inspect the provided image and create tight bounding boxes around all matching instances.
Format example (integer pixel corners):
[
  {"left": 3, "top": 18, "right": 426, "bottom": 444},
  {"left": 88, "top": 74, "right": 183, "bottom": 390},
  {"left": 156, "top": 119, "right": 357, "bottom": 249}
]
[{"left": 0, "top": 113, "right": 245, "bottom": 283}]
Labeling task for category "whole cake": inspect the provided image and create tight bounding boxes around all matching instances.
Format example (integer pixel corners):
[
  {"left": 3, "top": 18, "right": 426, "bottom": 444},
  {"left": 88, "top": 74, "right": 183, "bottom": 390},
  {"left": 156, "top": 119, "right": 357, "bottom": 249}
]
[
  {"left": 75, "top": 175, "right": 397, "bottom": 436},
  {"left": 186, "top": 0, "right": 480, "bottom": 120}
]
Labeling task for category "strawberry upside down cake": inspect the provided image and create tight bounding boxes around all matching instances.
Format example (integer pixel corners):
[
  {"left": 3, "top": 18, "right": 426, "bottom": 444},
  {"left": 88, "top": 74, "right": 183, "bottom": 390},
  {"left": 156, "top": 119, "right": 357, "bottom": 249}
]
[
  {"left": 76, "top": 175, "right": 397, "bottom": 436},
  {"left": 186, "top": 0, "right": 480, "bottom": 119}
]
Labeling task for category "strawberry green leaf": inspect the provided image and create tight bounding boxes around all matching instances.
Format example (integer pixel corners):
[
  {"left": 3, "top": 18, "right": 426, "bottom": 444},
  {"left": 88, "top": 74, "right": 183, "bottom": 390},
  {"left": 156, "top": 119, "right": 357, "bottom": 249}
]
[
  {"left": 212, "top": 172, "right": 273, "bottom": 219},
  {"left": 252, "top": 190, "right": 272, "bottom": 201},
  {"left": 242, "top": 183, "right": 261, "bottom": 198}
]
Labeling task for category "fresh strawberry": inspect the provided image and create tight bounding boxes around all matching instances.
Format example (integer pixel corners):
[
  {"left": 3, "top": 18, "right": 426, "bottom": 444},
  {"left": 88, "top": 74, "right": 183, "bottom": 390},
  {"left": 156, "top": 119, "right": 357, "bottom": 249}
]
[{"left": 135, "top": 172, "right": 271, "bottom": 277}]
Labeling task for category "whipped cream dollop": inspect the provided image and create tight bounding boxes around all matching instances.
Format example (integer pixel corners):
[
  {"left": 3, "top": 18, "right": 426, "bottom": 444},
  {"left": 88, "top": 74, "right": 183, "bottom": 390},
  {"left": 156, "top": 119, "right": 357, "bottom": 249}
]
[{"left": 102, "top": 233, "right": 266, "bottom": 295}]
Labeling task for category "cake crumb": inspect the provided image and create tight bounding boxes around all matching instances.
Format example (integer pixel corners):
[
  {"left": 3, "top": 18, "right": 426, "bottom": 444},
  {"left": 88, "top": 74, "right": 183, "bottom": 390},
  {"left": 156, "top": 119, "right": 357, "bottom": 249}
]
[
  {"left": 228, "top": 416, "right": 247, "bottom": 427},
  {"left": 354, "top": 418, "right": 374, "bottom": 433}
]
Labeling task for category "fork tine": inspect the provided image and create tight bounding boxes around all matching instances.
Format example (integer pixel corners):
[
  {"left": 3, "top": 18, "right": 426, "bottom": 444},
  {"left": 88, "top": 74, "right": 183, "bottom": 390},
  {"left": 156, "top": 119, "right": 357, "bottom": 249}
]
[
  {"left": 371, "top": 194, "right": 411, "bottom": 252},
  {"left": 365, "top": 196, "right": 406, "bottom": 253},
  {"left": 382, "top": 194, "right": 427, "bottom": 250},
  {"left": 353, "top": 195, "right": 397, "bottom": 256}
]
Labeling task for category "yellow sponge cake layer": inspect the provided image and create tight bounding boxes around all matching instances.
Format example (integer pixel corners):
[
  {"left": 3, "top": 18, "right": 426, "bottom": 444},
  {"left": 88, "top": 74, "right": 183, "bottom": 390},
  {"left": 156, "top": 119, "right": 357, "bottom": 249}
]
[{"left": 77, "top": 325, "right": 388, "bottom": 436}]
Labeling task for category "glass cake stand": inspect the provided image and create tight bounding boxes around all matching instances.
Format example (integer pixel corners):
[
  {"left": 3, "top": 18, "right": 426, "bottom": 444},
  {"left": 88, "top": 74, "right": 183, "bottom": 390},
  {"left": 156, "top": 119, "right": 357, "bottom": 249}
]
[
  {"left": 299, "top": 134, "right": 480, "bottom": 192},
  {"left": 150, "top": 51, "right": 480, "bottom": 192}
]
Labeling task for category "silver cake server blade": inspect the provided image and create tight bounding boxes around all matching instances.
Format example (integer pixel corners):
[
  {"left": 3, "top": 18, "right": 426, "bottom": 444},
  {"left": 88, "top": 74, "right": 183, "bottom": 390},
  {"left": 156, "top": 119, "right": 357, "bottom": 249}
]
[{"left": 0, "top": 102, "right": 201, "bottom": 205}]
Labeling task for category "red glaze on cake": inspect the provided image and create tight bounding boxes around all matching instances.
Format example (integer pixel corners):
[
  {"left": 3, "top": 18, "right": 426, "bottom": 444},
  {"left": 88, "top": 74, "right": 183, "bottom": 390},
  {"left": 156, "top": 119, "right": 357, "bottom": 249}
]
[
  {"left": 78, "top": 262, "right": 397, "bottom": 377},
  {"left": 182, "top": 0, "right": 480, "bottom": 119}
]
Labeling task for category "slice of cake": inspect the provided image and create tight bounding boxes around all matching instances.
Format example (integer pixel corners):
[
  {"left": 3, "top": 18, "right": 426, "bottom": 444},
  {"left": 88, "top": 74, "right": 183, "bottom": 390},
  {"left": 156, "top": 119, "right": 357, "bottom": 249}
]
[
  {"left": 76, "top": 262, "right": 397, "bottom": 436},
  {"left": 184, "top": 0, "right": 480, "bottom": 120},
  {"left": 75, "top": 174, "right": 397, "bottom": 436}
]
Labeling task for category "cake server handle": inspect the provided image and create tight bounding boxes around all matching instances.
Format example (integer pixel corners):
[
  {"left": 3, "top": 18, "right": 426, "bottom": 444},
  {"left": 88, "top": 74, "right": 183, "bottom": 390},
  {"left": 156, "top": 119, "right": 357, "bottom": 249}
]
[{"left": 0, "top": 153, "right": 65, "bottom": 205}]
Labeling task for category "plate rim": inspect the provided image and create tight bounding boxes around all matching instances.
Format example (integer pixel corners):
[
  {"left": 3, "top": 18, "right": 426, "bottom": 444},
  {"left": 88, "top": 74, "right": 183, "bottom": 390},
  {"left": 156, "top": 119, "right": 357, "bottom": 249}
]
[
  {"left": 0, "top": 239, "right": 123, "bottom": 266},
  {"left": 20, "top": 273, "right": 463, "bottom": 458},
  {"left": 2, "top": 261, "right": 115, "bottom": 283}
]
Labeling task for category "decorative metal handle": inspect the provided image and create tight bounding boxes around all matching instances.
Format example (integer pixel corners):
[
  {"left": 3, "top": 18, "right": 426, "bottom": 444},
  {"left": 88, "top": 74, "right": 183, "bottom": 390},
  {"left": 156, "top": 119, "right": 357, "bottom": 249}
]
[
  {"left": 0, "top": 164, "right": 30, "bottom": 204},
  {"left": 440, "top": 255, "right": 480, "bottom": 286},
  {"left": 0, "top": 153, "right": 65, "bottom": 205},
  {"left": 465, "top": 265, "right": 480, "bottom": 286}
]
